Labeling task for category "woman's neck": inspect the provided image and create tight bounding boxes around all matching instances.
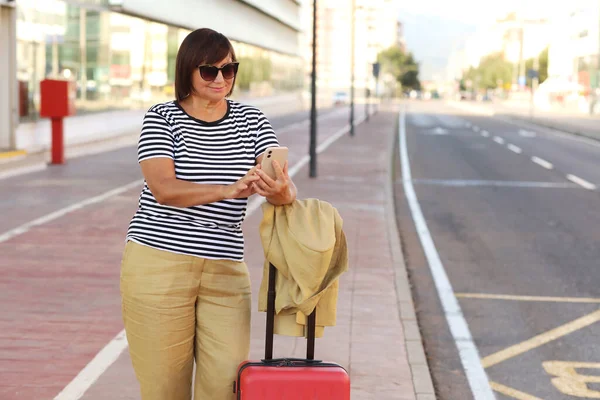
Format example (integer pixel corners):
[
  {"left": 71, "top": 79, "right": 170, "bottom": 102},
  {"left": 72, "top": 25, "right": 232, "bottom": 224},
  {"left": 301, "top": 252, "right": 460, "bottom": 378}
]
[{"left": 180, "top": 96, "right": 227, "bottom": 122}]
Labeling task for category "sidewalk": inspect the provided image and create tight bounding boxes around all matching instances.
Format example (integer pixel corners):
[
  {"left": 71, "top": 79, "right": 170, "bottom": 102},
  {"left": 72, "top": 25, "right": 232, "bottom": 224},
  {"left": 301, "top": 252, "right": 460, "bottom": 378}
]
[{"left": 0, "top": 104, "right": 434, "bottom": 399}]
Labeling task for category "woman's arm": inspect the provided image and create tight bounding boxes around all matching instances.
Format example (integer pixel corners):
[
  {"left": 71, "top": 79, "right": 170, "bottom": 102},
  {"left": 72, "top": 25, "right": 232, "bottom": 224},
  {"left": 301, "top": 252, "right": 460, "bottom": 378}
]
[{"left": 140, "top": 158, "right": 260, "bottom": 208}]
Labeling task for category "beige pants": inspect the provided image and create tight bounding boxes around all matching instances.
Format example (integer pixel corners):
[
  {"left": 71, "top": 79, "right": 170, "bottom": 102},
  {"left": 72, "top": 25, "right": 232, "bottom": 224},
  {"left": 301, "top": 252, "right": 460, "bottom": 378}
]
[{"left": 120, "top": 241, "right": 251, "bottom": 400}]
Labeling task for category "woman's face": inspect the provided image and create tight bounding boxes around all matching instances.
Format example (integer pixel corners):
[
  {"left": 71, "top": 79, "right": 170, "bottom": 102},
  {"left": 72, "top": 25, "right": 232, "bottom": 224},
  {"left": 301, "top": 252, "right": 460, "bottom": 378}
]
[{"left": 190, "top": 55, "right": 235, "bottom": 103}]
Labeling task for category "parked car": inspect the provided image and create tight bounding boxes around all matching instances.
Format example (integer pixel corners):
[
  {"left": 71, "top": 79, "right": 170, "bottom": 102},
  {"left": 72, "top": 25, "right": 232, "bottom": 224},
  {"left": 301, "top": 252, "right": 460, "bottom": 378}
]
[{"left": 332, "top": 91, "right": 348, "bottom": 106}]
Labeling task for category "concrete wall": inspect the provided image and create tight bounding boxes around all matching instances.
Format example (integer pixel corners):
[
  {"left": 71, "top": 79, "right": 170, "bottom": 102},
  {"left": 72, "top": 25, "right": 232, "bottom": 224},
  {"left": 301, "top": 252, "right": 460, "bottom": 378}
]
[{"left": 0, "top": 4, "right": 17, "bottom": 150}]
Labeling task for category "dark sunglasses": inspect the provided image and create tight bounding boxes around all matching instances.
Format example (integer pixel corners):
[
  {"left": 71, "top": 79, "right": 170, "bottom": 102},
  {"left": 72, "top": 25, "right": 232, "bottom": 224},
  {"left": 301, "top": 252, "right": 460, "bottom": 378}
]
[{"left": 197, "top": 62, "right": 239, "bottom": 81}]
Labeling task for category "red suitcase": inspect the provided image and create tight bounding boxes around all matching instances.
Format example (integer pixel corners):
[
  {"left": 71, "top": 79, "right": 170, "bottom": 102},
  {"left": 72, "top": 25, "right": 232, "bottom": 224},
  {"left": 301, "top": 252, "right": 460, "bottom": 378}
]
[{"left": 233, "top": 263, "right": 350, "bottom": 399}]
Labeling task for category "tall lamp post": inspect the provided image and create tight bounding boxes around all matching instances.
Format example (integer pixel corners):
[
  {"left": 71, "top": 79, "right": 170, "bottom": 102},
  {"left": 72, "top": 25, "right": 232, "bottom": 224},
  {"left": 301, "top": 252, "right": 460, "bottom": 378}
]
[
  {"left": 309, "top": 0, "right": 318, "bottom": 177},
  {"left": 349, "top": 0, "right": 356, "bottom": 136}
]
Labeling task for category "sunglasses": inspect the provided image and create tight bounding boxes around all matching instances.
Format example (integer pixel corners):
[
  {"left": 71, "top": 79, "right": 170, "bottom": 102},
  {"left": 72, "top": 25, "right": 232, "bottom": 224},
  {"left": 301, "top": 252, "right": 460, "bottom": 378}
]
[{"left": 197, "top": 62, "right": 239, "bottom": 81}]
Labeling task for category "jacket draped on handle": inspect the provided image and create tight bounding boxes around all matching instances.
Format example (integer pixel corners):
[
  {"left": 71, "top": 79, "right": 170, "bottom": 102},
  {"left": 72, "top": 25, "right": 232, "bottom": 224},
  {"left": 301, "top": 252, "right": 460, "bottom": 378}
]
[{"left": 258, "top": 198, "right": 349, "bottom": 338}]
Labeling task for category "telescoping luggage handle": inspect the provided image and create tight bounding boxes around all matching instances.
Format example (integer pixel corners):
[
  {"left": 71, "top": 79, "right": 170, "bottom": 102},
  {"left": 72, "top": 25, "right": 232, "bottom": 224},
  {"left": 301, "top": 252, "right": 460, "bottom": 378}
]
[{"left": 265, "top": 262, "right": 317, "bottom": 361}]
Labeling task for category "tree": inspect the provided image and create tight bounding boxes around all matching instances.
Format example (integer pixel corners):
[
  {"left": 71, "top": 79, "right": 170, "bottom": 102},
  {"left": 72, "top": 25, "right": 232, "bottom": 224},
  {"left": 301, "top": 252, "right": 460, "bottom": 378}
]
[
  {"left": 463, "top": 52, "right": 513, "bottom": 90},
  {"left": 525, "top": 47, "right": 548, "bottom": 86},
  {"left": 377, "top": 46, "right": 421, "bottom": 91}
]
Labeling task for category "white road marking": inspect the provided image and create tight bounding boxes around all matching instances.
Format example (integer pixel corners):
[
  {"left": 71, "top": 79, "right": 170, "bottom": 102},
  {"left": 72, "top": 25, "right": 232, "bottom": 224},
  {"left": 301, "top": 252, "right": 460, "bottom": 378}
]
[
  {"left": 473, "top": 126, "right": 480, "bottom": 132},
  {"left": 399, "top": 110, "right": 496, "bottom": 399},
  {"left": 493, "top": 136, "right": 505, "bottom": 144},
  {"left": 466, "top": 122, "right": 472, "bottom": 128},
  {"left": 0, "top": 181, "right": 143, "bottom": 244},
  {"left": 566, "top": 174, "right": 597, "bottom": 190},
  {"left": 494, "top": 114, "right": 600, "bottom": 149},
  {"left": 507, "top": 144, "right": 522, "bottom": 154},
  {"left": 51, "top": 111, "right": 371, "bottom": 400},
  {"left": 518, "top": 129, "right": 537, "bottom": 138},
  {"left": 410, "top": 179, "right": 576, "bottom": 188},
  {"left": 481, "top": 130, "right": 489, "bottom": 137},
  {"left": 531, "top": 156, "right": 553, "bottom": 170},
  {"left": 0, "top": 163, "right": 48, "bottom": 181},
  {"left": 54, "top": 331, "right": 128, "bottom": 400}
]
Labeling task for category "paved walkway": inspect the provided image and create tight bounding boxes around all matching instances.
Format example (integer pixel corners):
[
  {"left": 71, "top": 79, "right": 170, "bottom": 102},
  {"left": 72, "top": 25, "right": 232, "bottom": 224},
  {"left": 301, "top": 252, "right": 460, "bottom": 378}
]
[{"left": 0, "top": 103, "right": 434, "bottom": 399}]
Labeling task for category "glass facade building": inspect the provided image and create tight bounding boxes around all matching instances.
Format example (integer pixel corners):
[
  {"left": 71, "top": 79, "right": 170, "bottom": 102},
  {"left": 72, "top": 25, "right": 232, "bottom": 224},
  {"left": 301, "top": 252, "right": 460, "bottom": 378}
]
[{"left": 15, "top": 0, "right": 304, "bottom": 122}]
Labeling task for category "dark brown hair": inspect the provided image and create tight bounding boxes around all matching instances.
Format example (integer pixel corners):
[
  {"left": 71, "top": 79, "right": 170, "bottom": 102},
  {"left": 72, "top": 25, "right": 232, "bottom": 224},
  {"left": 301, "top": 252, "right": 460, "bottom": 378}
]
[{"left": 174, "top": 28, "right": 237, "bottom": 101}]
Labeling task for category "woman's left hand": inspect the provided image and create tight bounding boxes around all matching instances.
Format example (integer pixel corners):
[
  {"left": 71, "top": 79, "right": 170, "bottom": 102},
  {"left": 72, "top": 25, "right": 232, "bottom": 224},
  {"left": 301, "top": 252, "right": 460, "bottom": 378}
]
[{"left": 253, "top": 160, "right": 294, "bottom": 203}]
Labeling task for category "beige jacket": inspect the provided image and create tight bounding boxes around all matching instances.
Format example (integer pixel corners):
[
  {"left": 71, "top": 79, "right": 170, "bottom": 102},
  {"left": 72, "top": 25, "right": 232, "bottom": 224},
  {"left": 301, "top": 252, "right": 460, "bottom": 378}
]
[{"left": 258, "top": 198, "right": 348, "bottom": 338}]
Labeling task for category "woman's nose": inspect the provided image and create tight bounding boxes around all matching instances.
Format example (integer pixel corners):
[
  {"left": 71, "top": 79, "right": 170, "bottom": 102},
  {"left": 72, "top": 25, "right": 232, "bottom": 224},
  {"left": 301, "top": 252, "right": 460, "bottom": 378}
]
[{"left": 213, "top": 71, "right": 225, "bottom": 83}]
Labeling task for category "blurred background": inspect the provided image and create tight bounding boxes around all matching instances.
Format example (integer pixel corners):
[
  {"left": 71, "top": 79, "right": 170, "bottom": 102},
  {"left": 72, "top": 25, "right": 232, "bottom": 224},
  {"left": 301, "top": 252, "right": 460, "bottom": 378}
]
[{"left": 5, "top": 0, "right": 597, "bottom": 155}]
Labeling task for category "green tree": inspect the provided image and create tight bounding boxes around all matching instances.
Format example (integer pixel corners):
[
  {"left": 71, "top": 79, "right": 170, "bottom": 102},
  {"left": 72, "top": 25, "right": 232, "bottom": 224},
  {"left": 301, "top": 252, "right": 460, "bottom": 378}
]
[
  {"left": 377, "top": 46, "right": 421, "bottom": 91},
  {"left": 463, "top": 52, "right": 513, "bottom": 90},
  {"left": 525, "top": 47, "right": 548, "bottom": 86}
]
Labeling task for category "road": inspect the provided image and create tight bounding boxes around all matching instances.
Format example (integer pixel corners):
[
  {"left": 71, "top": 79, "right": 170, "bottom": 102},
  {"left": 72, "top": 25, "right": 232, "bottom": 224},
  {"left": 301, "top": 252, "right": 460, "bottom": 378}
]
[{"left": 394, "top": 101, "right": 600, "bottom": 400}]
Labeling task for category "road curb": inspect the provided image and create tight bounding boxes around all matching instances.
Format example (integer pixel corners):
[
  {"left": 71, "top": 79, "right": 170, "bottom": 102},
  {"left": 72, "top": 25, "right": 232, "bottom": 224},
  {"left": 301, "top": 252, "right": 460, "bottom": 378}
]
[{"left": 385, "top": 110, "right": 436, "bottom": 399}]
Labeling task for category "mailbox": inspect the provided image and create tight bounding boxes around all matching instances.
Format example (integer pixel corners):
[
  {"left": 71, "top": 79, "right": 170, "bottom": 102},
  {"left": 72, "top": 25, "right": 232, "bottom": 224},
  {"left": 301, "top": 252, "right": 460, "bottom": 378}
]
[
  {"left": 40, "top": 79, "right": 76, "bottom": 118},
  {"left": 40, "top": 79, "right": 76, "bottom": 164}
]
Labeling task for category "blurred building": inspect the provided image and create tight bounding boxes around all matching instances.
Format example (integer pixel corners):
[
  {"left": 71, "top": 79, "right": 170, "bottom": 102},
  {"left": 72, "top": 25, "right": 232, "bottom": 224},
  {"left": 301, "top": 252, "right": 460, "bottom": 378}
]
[
  {"left": 396, "top": 20, "right": 406, "bottom": 52},
  {"left": 1, "top": 0, "right": 303, "bottom": 153},
  {"left": 302, "top": 0, "right": 400, "bottom": 97},
  {"left": 547, "top": 2, "right": 600, "bottom": 89}
]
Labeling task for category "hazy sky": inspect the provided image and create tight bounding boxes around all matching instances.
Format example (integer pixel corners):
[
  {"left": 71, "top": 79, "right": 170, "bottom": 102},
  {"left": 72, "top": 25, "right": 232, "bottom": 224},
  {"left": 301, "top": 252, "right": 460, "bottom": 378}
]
[{"left": 398, "top": 0, "right": 565, "bottom": 80}]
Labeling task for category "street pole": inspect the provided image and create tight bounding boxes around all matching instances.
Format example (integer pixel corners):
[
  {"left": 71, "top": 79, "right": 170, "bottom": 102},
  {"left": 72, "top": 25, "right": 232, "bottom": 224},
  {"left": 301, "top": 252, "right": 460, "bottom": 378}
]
[
  {"left": 309, "top": 0, "right": 318, "bottom": 178},
  {"left": 529, "top": 55, "right": 539, "bottom": 119},
  {"left": 349, "top": 0, "right": 356, "bottom": 136}
]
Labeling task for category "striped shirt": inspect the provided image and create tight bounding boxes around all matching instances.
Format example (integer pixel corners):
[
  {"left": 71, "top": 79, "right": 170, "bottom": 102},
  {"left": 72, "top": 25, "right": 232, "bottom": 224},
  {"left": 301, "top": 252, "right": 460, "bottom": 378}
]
[{"left": 126, "top": 100, "right": 279, "bottom": 261}]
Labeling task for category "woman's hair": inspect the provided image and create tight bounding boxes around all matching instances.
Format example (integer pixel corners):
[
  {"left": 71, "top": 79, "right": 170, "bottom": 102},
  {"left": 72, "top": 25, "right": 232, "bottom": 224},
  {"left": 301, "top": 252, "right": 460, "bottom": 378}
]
[{"left": 174, "top": 28, "right": 237, "bottom": 101}]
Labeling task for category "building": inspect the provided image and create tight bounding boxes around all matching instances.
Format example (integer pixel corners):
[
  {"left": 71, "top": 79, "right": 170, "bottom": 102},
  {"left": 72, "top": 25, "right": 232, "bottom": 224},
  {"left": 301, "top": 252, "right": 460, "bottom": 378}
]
[
  {"left": 396, "top": 20, "right": 406, "bottom": 52},
  {"left": 547, "top": 2, "right": 600, "bottom": 88},
  {"left": 0, "top": 0, "right": 303, "bottom": 154},
  {"left": 302, "top": 0, "right": 400, "bottom": 97}
]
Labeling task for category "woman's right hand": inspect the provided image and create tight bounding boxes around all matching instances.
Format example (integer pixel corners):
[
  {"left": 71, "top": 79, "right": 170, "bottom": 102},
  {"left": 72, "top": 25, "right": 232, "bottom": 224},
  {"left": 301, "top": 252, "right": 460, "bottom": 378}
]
[{"left": 222, "top": 166, "right": 261, "bottom": 199}]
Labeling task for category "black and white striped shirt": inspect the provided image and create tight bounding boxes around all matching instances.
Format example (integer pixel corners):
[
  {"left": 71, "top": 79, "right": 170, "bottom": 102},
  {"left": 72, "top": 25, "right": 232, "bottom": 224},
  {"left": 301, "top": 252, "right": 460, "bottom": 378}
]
[{"left": 126, "top": 100, "right": 279, "bottom": 261}]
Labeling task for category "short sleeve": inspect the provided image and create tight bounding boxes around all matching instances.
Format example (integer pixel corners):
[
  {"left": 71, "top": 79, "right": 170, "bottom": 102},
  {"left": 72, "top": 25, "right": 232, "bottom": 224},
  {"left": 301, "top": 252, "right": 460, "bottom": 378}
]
[
  {"left": 255, "top": 111, "right": 279, "bottom": 159},
  {"left": 137, "top": 110, "right": 175, "bottom": 163}
]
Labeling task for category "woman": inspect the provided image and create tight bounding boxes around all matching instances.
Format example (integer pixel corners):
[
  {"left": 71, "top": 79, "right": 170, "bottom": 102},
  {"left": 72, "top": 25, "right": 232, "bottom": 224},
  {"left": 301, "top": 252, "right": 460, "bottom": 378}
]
[{"left": 120, "top": 28, "right": 297, "bottom": 399}]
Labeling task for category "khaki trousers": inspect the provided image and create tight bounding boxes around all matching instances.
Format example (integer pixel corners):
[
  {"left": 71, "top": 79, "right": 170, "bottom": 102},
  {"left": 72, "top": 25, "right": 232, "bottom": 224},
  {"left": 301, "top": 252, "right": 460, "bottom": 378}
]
[{"left": 120, "top": 241, "right": 251, "bottom": 400}]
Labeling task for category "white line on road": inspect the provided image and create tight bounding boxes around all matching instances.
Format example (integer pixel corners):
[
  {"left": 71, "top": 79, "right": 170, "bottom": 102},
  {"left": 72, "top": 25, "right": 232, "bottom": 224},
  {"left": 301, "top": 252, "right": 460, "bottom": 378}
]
[
  {"left": 473, "top": 126, "right": 480, "bottom": 132},
  {"left": 0, "top": 163, "right": 48, "bottom": 181},
  {"left": 531, "top": 156, "right": 553, "bottom": 170},
  {"left": 399, "top": 111, "right": 496, "bottom": 399},
  {"left": 481, "top": 130, "right": 490, "bottom": 137},
  {"left": 410, "top": 179, "right": 576, "bottom": 188},
  {"left": 566, "top": 174, "right": 597, "bottom": 190},
  {"left": 54, "top": 331, "right": 128, "bottom": 400},
  {"left": 493, "top": 136, "right": 505, "bottom": 144},
  {"left": 507, "top": 144, "right": 522, "bottom": 154},
  {"left": 0, "top": 181, "right": 143, "bottom": 244},
  {"left": 52, "top": 111, "right": 371, "bottom": 400}
]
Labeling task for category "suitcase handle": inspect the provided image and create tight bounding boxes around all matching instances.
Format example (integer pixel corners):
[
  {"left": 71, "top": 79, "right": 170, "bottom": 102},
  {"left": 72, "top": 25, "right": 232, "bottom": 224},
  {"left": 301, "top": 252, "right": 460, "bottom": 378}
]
[
  {"left": 265, "top": 262, "right": 317, "bottom": 361},
  {"left": 260, "top": 358, "right": 323, "bottom": 365}
]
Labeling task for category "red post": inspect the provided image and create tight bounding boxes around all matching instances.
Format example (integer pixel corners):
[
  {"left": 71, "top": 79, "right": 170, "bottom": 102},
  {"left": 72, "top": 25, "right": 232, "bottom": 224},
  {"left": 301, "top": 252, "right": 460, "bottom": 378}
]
[
  {"left": 40, "top": 79, "right": 75, "bottom": 165},
  {"left": 51, "top": 117, "right": 64, "bottom": 164}
]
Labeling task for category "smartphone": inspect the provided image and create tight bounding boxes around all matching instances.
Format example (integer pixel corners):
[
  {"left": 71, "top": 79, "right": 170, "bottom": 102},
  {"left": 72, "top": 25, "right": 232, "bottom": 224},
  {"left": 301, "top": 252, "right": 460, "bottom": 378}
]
[{"left": 260, "top": 146, "right": 288, "bottom": 180}]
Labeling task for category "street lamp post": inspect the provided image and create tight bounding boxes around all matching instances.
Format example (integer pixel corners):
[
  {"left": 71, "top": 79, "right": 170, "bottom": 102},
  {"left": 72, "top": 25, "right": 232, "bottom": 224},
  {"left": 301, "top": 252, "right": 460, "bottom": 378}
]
[
  {"left": 349, "top": 0, "right": 356, "bottom": 136},
  {"left": 309, "top": 0, "right": 318, "bottom": 177}
]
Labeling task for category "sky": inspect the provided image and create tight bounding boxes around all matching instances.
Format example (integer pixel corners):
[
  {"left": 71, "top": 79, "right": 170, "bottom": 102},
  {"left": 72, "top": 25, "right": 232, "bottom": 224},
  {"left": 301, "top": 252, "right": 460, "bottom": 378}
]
[{"left": 397, "top": 0, "right": 562, "bottom": 81}]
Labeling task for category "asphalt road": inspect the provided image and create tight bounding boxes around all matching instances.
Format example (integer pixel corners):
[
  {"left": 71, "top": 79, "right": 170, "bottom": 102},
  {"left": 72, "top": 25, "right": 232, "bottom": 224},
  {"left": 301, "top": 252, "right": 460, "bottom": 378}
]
[{"left": 394, "top": 101, "right": 600, "bottom": 400}]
